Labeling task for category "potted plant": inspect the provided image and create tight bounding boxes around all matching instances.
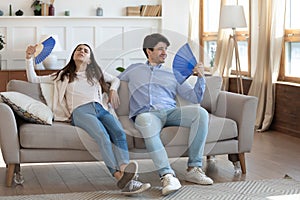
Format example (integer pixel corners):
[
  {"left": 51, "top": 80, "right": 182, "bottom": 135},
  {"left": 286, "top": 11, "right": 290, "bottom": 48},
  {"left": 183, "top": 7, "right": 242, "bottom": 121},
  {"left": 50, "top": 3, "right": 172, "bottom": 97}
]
[
  {"left": 0, "top": 35, "right": 5, "bottom": 51},
  {"left": 0, "top": 34, "right": 5, "bottom": 69},
  {"left": 31, "top": 0, "right": 42, "bottom": 16}
]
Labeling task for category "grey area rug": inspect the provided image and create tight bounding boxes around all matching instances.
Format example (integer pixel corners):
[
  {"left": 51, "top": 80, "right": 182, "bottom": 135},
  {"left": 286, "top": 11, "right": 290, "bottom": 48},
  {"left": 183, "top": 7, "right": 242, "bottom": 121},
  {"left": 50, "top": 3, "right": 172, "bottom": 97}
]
[{"left": 1, "top": 176, "right": 299, "bottom": 200}]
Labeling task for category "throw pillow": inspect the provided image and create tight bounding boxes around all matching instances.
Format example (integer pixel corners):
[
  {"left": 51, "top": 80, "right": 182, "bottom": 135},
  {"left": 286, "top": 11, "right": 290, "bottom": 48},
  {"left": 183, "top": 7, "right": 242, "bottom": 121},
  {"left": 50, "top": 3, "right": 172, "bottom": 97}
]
[
  {"left": 177, "top": 75, "right": 222, "bottom": 113},
  {"left": 201, "top": 75, "right": 222, "bottom": 113},
  {"left": 40, "top": 83, "right": 54, "bottom": 110},
  {"left": 0, "top": 91, "right": 53, "bottom": 125}
]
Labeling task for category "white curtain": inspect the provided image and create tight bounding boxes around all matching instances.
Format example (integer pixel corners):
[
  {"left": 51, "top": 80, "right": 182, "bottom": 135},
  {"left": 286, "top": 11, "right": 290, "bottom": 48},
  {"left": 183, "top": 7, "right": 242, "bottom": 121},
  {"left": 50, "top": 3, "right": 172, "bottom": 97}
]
[
  {"left": 212, "top": 0, "right": 286, "bottom": 131},
  {"left": 248, "top": 0, "right": 286, "bottom": 131}
]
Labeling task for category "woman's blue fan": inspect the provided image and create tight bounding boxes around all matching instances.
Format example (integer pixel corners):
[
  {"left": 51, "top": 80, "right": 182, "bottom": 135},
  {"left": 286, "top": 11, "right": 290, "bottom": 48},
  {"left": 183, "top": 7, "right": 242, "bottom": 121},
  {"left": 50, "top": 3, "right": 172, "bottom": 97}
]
[
  {"left": 172, "top": 43, "right": 197, "bottom": 84},
  {"left": 34, "top": 36, "right": 56, "bottom": 65}
]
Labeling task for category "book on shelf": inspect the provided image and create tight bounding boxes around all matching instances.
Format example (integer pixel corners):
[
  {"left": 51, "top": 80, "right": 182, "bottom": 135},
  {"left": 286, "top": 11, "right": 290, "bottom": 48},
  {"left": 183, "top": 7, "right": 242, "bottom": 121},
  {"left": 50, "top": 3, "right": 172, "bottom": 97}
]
[
  {"left": 126, "top": 6, "right": 141, "bottom": 16},
  {"left": 140, "top": 5, "right": 161, "bottom": 17}
]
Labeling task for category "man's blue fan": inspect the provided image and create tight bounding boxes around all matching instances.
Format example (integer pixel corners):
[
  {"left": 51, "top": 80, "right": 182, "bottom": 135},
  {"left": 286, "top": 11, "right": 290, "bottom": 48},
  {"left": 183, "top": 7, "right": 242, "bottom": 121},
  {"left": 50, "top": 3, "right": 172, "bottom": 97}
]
[
  {"left": 34, "top": 36, "right": 56, "bottom": 65},
  {"left": 172, "top": 43, "right": 197, "bottom": 84}
]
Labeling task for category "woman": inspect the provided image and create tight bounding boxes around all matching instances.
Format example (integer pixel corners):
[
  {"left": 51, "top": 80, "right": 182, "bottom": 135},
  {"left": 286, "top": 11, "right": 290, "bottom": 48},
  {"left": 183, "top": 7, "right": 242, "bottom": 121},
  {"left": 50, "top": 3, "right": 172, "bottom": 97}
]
[{"left": 25, "top": 43, "right": 150, "bottom": 195}]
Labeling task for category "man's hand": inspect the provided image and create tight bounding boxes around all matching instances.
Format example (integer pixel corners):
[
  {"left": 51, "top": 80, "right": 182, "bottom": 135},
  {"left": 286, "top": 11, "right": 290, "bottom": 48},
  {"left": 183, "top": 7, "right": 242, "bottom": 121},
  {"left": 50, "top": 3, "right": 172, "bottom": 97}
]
[
  {"left": 26, "top": 44, "right": 38, "bottom": 59},
  {"left": 193, "top": 63, "right": 205, "bottom": 78}
]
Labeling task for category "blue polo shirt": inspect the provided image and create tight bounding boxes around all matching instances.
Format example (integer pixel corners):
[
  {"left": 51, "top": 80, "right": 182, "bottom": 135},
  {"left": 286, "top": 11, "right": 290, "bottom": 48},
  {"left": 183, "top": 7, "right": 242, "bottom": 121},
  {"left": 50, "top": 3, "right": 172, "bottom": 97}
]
[{"left": 118, "top": 62, "right": 206, "bottom": 118}]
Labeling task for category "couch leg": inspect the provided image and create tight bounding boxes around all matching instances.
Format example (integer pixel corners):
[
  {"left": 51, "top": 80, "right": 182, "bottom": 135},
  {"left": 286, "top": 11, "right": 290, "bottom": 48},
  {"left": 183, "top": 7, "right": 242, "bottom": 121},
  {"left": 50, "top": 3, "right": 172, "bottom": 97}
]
[
  {"left": 6, "top": 164, "right": 15, "bottom": 187},
  {"left": 239, "top": 153, "right": 246, "bottom": 174}
]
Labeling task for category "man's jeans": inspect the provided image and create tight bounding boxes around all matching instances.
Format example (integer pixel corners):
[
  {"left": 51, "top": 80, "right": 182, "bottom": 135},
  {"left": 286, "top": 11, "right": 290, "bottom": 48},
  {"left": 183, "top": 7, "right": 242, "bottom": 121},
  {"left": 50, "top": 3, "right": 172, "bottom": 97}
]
[
  {"left": 134, "top": 105, "right": 208, "bottom": 177},
  {"left": 71, "top": 102, "right": 129, "bottom": 176}
]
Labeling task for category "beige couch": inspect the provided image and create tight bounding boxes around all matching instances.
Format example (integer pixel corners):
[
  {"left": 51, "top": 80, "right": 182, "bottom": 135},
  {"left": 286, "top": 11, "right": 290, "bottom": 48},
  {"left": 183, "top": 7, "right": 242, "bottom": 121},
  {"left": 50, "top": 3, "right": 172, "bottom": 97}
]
[{"left": 0, "top": 76, "right": 258, "bottom": 187}]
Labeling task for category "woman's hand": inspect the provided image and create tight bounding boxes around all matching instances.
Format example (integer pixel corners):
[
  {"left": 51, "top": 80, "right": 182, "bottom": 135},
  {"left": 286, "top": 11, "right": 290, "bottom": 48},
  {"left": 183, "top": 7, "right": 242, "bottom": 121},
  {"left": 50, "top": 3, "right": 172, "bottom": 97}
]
[
  {"left": 108, "top": 90, "right": 120, "bottom": 109},
  {"left": 193, "top": 63, "right": 205, "bottom": 78},
  {"left": 26, "top": 44, "right": 38, "bottom": 59}
]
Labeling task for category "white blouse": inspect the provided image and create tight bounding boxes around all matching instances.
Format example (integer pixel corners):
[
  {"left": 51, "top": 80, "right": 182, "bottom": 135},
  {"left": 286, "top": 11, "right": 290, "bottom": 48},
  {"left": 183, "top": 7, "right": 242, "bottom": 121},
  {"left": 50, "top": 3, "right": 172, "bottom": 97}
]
[{"left": 25, "top": 58, "right": 120, "bottom": 117}]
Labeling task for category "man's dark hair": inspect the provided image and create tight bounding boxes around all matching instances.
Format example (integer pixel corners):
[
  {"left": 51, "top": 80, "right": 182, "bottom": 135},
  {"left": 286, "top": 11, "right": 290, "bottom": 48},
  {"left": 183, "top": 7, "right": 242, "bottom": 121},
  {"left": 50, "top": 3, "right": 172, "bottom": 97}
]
[{"left": 143, "top": 33, "right": 170, "bottom": 58}]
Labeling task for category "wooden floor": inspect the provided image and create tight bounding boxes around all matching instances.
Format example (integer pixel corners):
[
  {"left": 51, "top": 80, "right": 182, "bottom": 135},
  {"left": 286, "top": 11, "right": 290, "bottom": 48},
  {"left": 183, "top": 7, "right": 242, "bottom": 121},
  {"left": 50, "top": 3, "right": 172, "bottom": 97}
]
[{"left": 0, "top": 130, "right": 299, "bottom": 196}]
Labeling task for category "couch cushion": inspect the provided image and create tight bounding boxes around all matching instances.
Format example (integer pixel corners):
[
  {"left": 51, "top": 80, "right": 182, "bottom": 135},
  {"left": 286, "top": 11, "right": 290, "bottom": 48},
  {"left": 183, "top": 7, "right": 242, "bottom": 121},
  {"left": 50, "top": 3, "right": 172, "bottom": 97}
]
[
  {"left": 19, "top": 121, "right": 134, "bottom": 151},
  {"left": 206, "top": 114, "right": 238, "bottom": 143},
  {"left": 116, "top": 81, "right": 130, "bottom": 116},
  {"left": 118, "top": 116, "right": 142, "bottom": 138},
  {"left": 7, "top": 80, "right": 44, "bottom": 103},
  {"left": 132, "top": 113, "right": 238, "bottom": 149}
]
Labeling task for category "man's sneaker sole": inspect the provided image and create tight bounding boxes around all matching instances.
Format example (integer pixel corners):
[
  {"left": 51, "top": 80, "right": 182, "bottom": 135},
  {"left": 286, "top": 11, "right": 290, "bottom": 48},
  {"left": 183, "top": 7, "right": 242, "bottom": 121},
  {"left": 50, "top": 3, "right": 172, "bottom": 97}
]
[
  {"left": 185, "top": 178, "right": 213, "bottom": 185},
  {"left": 121, "top": 183, "right": 151, "bottom": 196},
  {"left": 162, "top": 185, "right": 181, "bottom": 196},
  {"left": 117, "top": 161, "right": 138, "bottom": 189}
]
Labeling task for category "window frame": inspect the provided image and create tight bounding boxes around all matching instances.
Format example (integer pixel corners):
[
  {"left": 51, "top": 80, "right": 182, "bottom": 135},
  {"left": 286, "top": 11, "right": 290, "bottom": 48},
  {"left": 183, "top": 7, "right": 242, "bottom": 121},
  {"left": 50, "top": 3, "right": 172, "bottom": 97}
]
[
  {"left": 200, "top": 0, "right": 251, "bottom": 77},
  {"left": 279, "top": 29, "right": 300, "bottom": 83}
]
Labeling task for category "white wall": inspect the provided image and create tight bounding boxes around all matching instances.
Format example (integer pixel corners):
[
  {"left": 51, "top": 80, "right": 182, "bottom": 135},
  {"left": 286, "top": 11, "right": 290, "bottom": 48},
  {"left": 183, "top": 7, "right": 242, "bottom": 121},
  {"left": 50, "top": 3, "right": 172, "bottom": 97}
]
[
  {"left": 0, "top": 0, "right": 189, "bottom": 37},
  {"left": 0, "top": 0, "right": 191, "bottom": 70},
  {"left": 161, "top": 0, "right": 189, "bottom": 38}
]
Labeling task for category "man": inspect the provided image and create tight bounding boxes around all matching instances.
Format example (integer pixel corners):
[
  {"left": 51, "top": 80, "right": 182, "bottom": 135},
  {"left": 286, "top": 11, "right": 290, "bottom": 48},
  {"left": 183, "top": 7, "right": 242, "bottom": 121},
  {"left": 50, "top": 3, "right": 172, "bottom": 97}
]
[{"left": 118, "top": 33, "right": 213, "bottom": 196}]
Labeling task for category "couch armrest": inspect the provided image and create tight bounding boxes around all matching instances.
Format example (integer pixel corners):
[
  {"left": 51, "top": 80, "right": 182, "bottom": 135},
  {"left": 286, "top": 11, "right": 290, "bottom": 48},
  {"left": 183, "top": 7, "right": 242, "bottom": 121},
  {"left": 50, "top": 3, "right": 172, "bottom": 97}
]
[
  {"left": 214, "top": 91, "right": 258, "bottom": 152},
  {"left": 0, "top": 103, "right": 20, "bottom": 164}
]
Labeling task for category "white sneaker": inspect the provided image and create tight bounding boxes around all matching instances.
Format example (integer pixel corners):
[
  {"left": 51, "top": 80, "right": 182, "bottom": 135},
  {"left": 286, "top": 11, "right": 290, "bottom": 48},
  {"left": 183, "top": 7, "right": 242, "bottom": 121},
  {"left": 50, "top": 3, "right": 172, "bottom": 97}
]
[
  {"left": 185, "top": 167, "right": 213, "bottom": 185},
  {"left": 161, "top": 174, "right": 182, "bottom": 196}
]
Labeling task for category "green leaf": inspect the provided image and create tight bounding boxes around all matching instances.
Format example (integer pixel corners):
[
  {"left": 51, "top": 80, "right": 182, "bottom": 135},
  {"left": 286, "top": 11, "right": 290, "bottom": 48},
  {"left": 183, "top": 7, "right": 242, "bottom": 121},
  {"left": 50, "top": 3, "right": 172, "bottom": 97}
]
[{"left": 116, "top": 67, "right": 125, "bottom": 72}]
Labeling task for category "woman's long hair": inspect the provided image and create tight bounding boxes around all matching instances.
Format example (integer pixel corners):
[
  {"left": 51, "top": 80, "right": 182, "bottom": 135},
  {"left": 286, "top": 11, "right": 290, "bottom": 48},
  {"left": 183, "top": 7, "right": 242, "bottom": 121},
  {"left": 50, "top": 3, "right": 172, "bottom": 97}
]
[{"left": 53, "top": 44, "right": 109, "bottom": 93}]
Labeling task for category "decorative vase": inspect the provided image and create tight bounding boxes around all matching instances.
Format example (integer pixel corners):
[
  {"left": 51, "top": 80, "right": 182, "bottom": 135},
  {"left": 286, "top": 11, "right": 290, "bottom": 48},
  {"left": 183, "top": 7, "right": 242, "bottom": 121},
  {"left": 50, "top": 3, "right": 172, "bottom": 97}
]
[
  {"left": 9, "top": 4, "right": 12, "bottom": 16},
  {"left": 48, "top": 4, "right": 55, "bottom": 16},
  {"left": 43, "top": 54, "right": 58, "bottom": 70},
  {"left": 15, "top": 9, "right": 24, "bottom": 16},
  {"left": 96, "top": 6, "right": 103, "bottom": 16},
  {"left": 41, "top": 3, "right": 49, "bottom": 16}
]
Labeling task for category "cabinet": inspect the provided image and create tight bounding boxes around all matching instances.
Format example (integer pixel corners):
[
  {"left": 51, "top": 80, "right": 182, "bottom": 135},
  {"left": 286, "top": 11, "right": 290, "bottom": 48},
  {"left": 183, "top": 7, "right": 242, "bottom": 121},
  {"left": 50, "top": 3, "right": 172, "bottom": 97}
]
[
  {"left": 0, "top": 70, "right": 55, "bottom": 92},
  {"left": 0, "top": 72, "right": 8, "bottom": 92}
]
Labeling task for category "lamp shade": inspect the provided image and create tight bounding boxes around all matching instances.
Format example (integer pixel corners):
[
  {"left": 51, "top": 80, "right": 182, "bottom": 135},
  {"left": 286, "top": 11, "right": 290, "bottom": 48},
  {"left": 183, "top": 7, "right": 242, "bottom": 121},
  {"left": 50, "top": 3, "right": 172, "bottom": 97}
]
[{"left": 219, "top": 5, "right": 247, "bottom": 29}]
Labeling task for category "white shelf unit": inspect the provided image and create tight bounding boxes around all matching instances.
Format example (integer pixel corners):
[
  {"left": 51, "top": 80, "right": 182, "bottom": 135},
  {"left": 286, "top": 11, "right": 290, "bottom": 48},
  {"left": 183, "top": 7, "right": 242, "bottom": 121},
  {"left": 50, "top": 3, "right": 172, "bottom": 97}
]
[{"left": 0, "top": 17, "right": 162, "bottom": 75}]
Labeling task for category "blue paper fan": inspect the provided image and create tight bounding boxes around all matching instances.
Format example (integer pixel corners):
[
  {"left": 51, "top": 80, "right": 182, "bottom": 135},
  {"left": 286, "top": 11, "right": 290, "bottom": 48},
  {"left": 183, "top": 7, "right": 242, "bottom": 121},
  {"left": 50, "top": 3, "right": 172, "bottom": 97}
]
[
  {"left": 172, "top": 43, "right": 197, "bottom": 84},
  {"left": 34, "top": 36, "right": 56, "bottom": 65}
]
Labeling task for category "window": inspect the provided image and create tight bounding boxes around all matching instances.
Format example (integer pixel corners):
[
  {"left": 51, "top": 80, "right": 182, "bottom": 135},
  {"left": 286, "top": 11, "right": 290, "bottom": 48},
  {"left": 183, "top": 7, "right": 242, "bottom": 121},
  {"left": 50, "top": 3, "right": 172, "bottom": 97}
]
[
  {"left": 200, "top": 0, "right": 250, "bottom": 76},
  {"left": 201, "top": 0, "right": 300, "bottom": 83},
  {"left": 201, "top": 0, "right": 220, "bottom": 69},
  {"left": 280, "top": 0, "right": 300, "bottom": 83}
]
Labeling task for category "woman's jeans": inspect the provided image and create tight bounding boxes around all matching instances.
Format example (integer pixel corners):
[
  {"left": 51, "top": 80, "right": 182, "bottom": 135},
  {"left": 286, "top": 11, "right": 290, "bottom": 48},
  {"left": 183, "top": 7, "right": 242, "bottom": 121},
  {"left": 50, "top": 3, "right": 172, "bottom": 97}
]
[
  {"left": 134, "top": 105, "right": 209, "bottom": 177},
  {"left": 71, "top": 102, "right": 129, "bottom": 176}
]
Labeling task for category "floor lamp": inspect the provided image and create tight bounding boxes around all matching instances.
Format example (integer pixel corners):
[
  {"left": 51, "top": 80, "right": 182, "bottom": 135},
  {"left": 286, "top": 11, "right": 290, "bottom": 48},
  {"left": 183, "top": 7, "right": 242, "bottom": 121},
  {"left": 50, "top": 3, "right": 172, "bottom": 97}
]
[{"left": 219, "top": 5, "right": 247, "bottom": 94}]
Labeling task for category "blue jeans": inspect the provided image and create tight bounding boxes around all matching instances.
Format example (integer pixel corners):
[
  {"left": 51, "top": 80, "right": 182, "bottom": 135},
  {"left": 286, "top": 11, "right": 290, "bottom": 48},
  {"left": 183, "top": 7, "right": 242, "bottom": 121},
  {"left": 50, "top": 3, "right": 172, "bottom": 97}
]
[
  {"left": 134, "top": 105, "right": 208, "bottom": 177},
  {"left": 71, "top": 102, "right": 129, "bottom": 176}
]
